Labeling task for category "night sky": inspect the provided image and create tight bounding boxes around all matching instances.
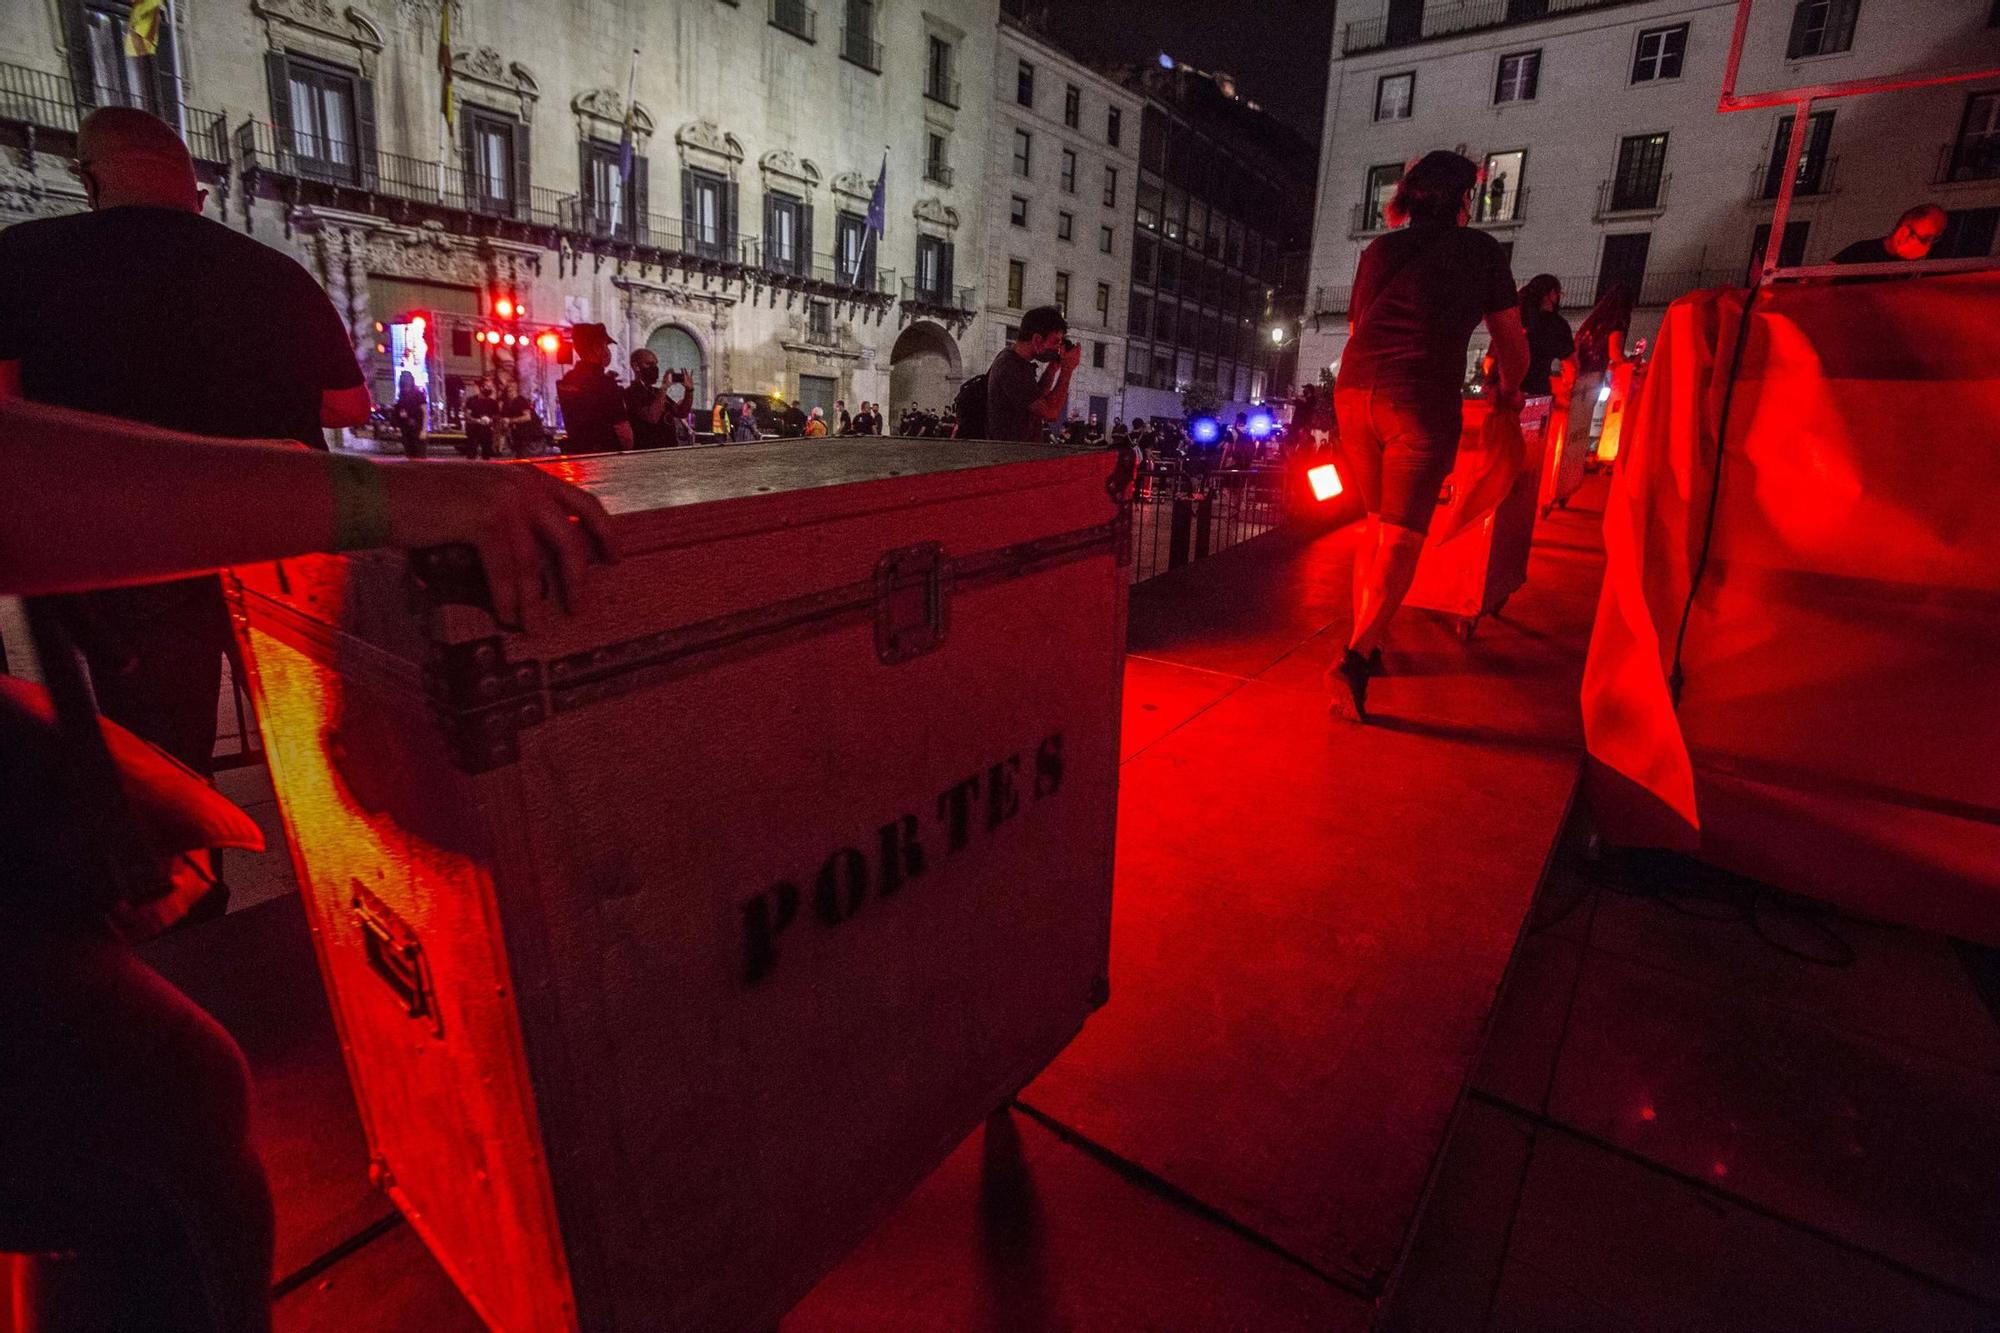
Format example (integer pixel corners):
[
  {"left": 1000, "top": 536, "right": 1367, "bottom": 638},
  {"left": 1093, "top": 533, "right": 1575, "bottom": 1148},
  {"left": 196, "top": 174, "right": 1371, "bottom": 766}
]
[{"left": 1033, "top": 0, "right": 1338, "bottom": 142}]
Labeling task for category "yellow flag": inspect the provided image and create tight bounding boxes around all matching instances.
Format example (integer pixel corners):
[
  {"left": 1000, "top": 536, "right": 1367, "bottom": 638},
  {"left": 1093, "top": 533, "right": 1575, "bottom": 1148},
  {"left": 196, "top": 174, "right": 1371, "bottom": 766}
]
[{"left": 125, "top": 0, "right": 166, "bottom": 58}]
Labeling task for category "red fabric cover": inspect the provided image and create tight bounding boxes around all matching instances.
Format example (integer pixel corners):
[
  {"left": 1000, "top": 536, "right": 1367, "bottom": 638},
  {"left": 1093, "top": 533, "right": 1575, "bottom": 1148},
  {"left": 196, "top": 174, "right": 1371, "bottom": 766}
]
[{"left": 1582, "top": 273, "right": 2000, "bottom": 944}]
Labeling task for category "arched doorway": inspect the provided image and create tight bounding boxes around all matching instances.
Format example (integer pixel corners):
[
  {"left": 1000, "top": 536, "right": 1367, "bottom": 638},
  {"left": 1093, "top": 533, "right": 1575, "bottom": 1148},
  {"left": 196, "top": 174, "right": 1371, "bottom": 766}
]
[
  {"left": 888, "top": 320, "right": 962, "bottom": 425},
  {"left": 645, "top": 323, "right": 706, "bottom": 417}
]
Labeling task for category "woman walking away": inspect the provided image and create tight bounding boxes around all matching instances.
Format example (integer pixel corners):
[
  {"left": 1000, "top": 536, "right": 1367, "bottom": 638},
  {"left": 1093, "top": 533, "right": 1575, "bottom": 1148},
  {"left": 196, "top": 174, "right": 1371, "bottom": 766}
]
[
  {"left": 390, "top": 372, "right": 428, "bottom": 459},
  {"left": 1518, "top": 274, "right": 1573, "bottom": 399},
  {"left": 1570, "top": 282, "right": 1634, "bottom": 461},
  {"left": 1327, "top": 150, "right": 1528, "bottom": 723}
]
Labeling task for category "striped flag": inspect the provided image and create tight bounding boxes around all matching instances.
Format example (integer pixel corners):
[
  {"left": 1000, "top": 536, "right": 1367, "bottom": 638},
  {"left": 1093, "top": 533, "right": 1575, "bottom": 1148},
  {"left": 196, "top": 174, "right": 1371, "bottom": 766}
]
[
  {"left": 864, "top": 152, "right": 887, "bottom": 235},
  {"left": 124, "top": 0, "right": 166, "bottom": 57},
  {"left": 438, "top": 1, "right": 455, "bottom": 128}
]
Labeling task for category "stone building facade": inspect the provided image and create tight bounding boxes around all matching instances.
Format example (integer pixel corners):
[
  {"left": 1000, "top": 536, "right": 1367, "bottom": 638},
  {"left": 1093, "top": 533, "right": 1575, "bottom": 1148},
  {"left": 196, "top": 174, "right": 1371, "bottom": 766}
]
[
  {"left": 0, "top": 0, "right": 1000, "bottom": 438},
  {"left": 979, "top": 17, "right": 1142, "bottom": 427},
  {"left": 1303, "top": 0, "right": 2000, "bottom": 381}
]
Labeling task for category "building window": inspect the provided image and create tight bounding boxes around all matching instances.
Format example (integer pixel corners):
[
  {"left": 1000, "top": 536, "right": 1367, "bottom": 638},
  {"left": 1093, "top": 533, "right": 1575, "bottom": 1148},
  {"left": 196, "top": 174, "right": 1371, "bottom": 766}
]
[
  {"left": 1597, "top": 232, "right": 1651, "bottom": 300},
  {"left": 836, "top": 210, "right": 875, "bottom": 287},
  {"left": 1054, "top": 270, "right": 1070, "bottom": 316},
  {"left": 1935, "top": 206, "right": 1999, "bottom": 258},
  {"left": 841, "top": 0, "right": 880, "bottom": 70},
  {"left": 1064, "top": 84, "right": 1081, "bottom": 128},
  {"left": 282, "top": 55, "right": 361, "bottom": 185},
  {"left": 1060, "top": 148, "right": 1077, "bottom": 193},
  {"left": 1057, "top": 210, "right": 1074, "bottom": 241},
  {"left": 79, "top": 1, "right": 179, "bottom": 116},
  {"left": 1494, "top": 51, "right": 1540, "bottom": 104},
  {"left": 1095, "top": 281, "right": 1111, "bottom": 323},
  {"left": 1632, "top": 24, "right": 1687, "bottom": 83},
  {"left": 1107, "top": 106, "right": 1122, "bottom": 146},
  {"left": 582, "top": 140, "right": 649, "bottom": 238},
  {"left": 764, "top": 191, "right": 808, "bottom": 275},
  {"left": 924, "top": 131, "right": 952, "bottom": 186},
  {"left": 1099, "top": 225, "right": 1114, "bottom": 253},
  {"left": 808, "top": 299, "right": 834, "bottom": 342},
  {"left": 925, "top": 34, "right": 958, "bottom": 106},
  {"left": 1762, "top": 110, "right": 1834, "bottom": 197},
  {"left": 771, "top": 0, "right": 814, "bottom": 40},
  {"left": 1375, "top": 72, "right": 1413, "bottom": 122},
  {"left": 1362, "top": 162, "right": 1400, "bottom": 231},
  {"left": 1787, "top": 0, "right": 1859, "bottom": 59},
  {"left": 916, "top": 235, "right": 953, "bottom": 303},
  {"left": 684, "top": 166, "right": 731, "bottom": 258},
  {"left": 1949, "top": 93, "right": 2000, "bottom": 182},
  {"left": 1017, "top": 59, "right": 1035, "bottom": 107},
  {"left": 1092, "top": 341, "right": 1107, "bottom": 369},
  {"left": 1103, "top": 166, "right": 1118, "bottom": 207},
  {"left": 1010, "top": 195, "right": 1028, "bottom": 227},
  {"left": 1748, "top": 220, "right": 1810, "bottom": 280},
  {"left": 1477, "top": 148, "right": 1524, "bottom": 223},
  {"left": 1013, "top": 128, "right": 1032, "bottom": 177},
  {"left": 1610, "top": 132, "right": 1669, "bottom": 211},
  {"left": 1007, "top": 258, "right": 1025, "bottom": 308},
  {"left": 463, "top": 108, "right": 521, "bottom": 215}
]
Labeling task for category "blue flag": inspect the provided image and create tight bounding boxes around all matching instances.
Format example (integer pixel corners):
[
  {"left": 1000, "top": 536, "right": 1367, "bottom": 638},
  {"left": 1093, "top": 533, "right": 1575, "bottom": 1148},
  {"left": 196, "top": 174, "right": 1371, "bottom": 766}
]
[{"left": 865, "top": 153, "right": 887, "bottom": 235}]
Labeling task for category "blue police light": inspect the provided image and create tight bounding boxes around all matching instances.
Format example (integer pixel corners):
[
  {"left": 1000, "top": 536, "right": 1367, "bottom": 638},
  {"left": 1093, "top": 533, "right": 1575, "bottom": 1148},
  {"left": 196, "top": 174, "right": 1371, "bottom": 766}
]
[
  {"left": 1157, "top": 52, "right": 1176, "bottom": 70},
  {"left": 1248, "top": 411, "right": 1274, "bottom": 439},
  {"left": 1190, "top": 416, "right": 1221, "bottom": 445}
]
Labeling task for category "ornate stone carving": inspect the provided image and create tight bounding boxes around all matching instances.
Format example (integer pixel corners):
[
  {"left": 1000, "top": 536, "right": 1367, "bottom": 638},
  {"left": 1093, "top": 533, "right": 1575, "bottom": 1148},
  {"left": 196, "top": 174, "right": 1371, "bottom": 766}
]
[
  {"left": 250, "top": 0, "right": 383, "bottom": 52},
  {"left": 675, "top": 119, "right": 744, "bottom": 165},
  {"left": 463, "top": 45, "right": 505, "bottom": 80},
  {"left": 912, "top": 197, "right": 960, "bottom": 230},
  {"left": 830, "top": 171, "right": 873, "bottom": 201},
  {"left": 574, "top": 89, "right": 654, "bottom": 136},
  {"left": 347, "top": 220, "right": 492, "bottom": 287},
  {"left": 614, "top": 275, "right": 733, "bottom": 314},
  {"left": 759, "top": 149, "right": 821, "bottom": 189},
  {"left": 0, "top": 161, "right": 82, "bottom": 223}
]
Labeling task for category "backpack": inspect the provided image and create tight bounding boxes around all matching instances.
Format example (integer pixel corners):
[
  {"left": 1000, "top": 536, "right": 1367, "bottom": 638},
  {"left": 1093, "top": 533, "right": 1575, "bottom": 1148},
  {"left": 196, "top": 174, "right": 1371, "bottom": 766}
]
[{"left": 950, "top": 372, "right": 988, "bottom": 439}]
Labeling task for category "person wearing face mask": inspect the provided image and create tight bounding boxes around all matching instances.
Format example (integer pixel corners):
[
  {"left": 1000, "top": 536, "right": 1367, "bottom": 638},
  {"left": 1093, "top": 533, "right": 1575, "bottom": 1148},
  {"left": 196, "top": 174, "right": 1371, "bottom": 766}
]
[
  {"left": 624, "top": 348, "right": 672, "bottom": 450},
  {"left": 983, "top": 304, "right": 1082, "bottom": 444}
]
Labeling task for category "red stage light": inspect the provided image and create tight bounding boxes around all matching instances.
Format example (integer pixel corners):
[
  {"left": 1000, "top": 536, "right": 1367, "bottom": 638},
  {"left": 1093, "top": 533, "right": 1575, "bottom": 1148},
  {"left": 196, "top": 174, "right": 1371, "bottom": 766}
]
[
  {"left": 495, "top": 297, "right": 514, "bottom": 318},
  {"left": 1307, "top": 463, "right": 1343, "bottom": 501},
  {"left": 536, "top": 332, "right": 560, "bottom": 354}
]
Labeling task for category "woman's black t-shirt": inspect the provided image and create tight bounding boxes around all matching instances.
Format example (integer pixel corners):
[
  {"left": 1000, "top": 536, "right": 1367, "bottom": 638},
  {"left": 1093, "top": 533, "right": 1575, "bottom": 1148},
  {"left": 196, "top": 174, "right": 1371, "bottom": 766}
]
[{"left": 1338, "top": 221, "right": 1518, "bottom": 399}]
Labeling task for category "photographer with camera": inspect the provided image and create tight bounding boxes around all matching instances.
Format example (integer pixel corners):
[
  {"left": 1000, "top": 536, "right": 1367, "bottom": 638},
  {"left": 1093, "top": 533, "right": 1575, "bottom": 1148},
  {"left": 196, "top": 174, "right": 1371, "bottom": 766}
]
[{"left": 984, "top": 305, "right": 1081, "bottom": 444}]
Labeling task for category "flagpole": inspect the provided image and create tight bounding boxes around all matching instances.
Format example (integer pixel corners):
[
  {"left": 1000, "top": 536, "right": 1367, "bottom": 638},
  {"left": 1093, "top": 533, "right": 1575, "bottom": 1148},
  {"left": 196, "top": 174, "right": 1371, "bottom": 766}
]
[{"left": 163, "top": 0, "right": 189, "bottom": 138}]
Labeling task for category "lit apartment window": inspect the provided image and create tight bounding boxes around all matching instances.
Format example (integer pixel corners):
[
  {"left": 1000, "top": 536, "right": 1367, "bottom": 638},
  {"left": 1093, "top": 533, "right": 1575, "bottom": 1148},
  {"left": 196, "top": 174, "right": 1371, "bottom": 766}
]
[
  {"left": 1494, "top": 51, "right": 1540, "bottom": 104},
  {"left": 1761, "top": 110, "right": 1834, "bottom": 196},
  {"left": 1060, "top": 148, "right": 1077, "bottom": 193},
  {"left": 1787, "top": 0, "right": 1859, "bottom": 59},
  {"left": 1610, "top": 132, "right": 1669, "bottom": 210},
  {"left": 1361, "top": 162, "right": 1400, "bottom": 231},
  {"left": 1057, "top": 210, "right": 1073, "bottom": 241},
  {"left": 1375, "top": 72, "right": 1413, "bottom": 121},
  {"left": 1007, "top": 258, "right": 1025, "bottom": 308},
  {"left": 1010, "top": 195, "right": 1028, "bottom": 227},
  {"left": 764, "top": 191, "right": 807, "bottom": 275},
  {"left": 81, "top": 1, "right": 179, "bottom": 115},
  {"left": 1631, "top": 25, "right": 1687, "bottom": 83},
  {"left": 1013, "top": 128, "right": 1032, "bottom": 176},
  {"left": 1064, "top": 84, "right": 1080, "bottom": 128},
  {"left": 1017, "top": 59, "right": 1035, "bottom": 107},
  {"left": 1476, "top": 149, "right": 1524, "bottom": 223}
]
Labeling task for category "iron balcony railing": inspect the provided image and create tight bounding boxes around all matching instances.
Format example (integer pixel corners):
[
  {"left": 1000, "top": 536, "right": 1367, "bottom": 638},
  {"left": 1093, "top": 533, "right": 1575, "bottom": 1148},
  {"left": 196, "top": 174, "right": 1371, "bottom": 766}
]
[
  {"left": 841, "top": 27, "right": 883, "bottom": 71},
  {"left": 0, "top": 59, "right": 226, "bottom": 164},
  {"left": 770, "top": 0, "right": 817, "bottom": 42},
  {"left": 238, "top": 119, "right": 568, "bottom": 225},
  {"left": 1753, "top": 155, "right": 1839, "bottom": 201},
  {"left": 1343, "top": 0, "right": 1639, "bottom": 55},
  {"left": 923, "top": 161, "right": 954, "bottom": 187},
  {"left": 1474, "top": 183, "right": 1529, "bottom": 225},
  {"left": 1596, "top": 172, "right": 1672, "bottom": 217},
  {"left": 1935, "top": 138, "right": 2000, "bottom": 185},
  {"left": 1311, "top": 285, "right": 1352, "bottom": 317},
  {"left": 1547, "top": 268, "right": 1743, "bottom": 311},
  {"left": 925, "top": 73, "right": 961, "bottom": 108},
  {"left": 901, "top": 277, "right": 977, "bottom": 313}
]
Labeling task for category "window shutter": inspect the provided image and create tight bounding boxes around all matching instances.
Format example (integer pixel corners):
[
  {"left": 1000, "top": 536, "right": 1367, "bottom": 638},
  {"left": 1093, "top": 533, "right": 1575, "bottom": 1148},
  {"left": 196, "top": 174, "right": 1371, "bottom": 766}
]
[
  {"left": 151, "top": 13, "right": 184, "bottom": 124},
  {"left": 1786, "top": 1, "right": 1812, "bottom": 57},
  {"left": 724, "top": 179, "right": 740, "bottom": 258},
  {"left": 353, "top": 75, "right": 379, "bottom": 191},
  {"left": 631, "top": 155, "right": 649, "bottom": 245},
  {"left": 680, "top": 167, "right": 695, "bottom": 250},
  {"left": 59, "top": 1, "right": 96, "bottom": 106},
  {"left": 511, "top": 119, "right": 532, "bottom": 221},
  {"left": 941, "top": 241, "right": 955, "bottom": 301},
  {"left": 460, "top": 112, "right": 477, "bottom": 205},
  {"left": 582, "top": 143, "right": 598, "bottom": 232},
  {"left": 801, "top": 200, "right": 815, "bottom": 275},
  {"left": 763, "top": 190, "right": 777, "bottom": 267},
  {"left": 1828, "top": 0, "right": 1857, "bottom": 52},
  {"left": 265, "top": 51, "right": 294, "bottom": 154}
]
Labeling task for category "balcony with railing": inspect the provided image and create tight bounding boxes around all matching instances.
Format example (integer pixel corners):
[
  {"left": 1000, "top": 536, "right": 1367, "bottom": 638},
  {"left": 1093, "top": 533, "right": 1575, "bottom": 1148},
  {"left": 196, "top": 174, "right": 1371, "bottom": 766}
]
[
  {"left": 1935, "top": 137, "right": 2000, "bottom": 185},
  {"left": 236, "top": 119, "right": 568, "bottom": 227},
  {"left": 1595, "top": 172, "right": 1672, "bottom": 220},
  {"left": 770, "top": 0, "right": 817, "bottom": 42},
  {"left": 901, "top": 276, "right": 977, "bottom": 316},
  {"left": 1550, "top": 268, "right": 1742, "bottom": 311},
  {"left": 1473, "top": 183, "right": 1530, "bottom": 227},
  {"left": 1311, "top": 285, "right": 1353, "bottom": 319},
  {"left": 841, "top": 25, "right": 883, "bottom": 71},
  {"left": 0, "top": 59, "right": 226, "bottom": 169},
  {"left": 923, "top": 161, "right": 954, "bottom": 187},
  {"left": 1751, "top": 156, "right": 1840, "bottom": 204},
  {"left": 925, "top": 72, "right": 961, "bottom": 109},
  {"left": 1342, "top": 0, "right": 1641, "bottom": 56}
]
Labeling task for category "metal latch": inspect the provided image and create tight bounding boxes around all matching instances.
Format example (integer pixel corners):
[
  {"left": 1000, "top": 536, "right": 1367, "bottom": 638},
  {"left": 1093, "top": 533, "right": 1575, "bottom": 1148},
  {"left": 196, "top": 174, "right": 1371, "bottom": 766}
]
[
  {"left": 874, "top": 542, "right": 950, "bottom": 665},
  {"left": 351, "top": 882, "right": 443, "bottom": 1038}
]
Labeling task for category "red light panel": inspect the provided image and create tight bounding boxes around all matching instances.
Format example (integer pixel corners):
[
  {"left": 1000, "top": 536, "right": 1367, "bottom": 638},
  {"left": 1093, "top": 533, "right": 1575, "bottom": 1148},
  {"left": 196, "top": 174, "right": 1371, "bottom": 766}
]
[
  {"left": 1307, "top": 464, "right": 1343, "bottom": 502},
  {"left": 495, "top": 297, "right": 514, "bottom": 318}
]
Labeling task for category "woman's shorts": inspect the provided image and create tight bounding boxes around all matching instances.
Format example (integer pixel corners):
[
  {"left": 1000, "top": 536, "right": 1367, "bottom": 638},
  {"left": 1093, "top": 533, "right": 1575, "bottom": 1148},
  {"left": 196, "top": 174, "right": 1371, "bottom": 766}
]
[{"left": 1333, "top": 386, "right": 1463, "bottom": 534}]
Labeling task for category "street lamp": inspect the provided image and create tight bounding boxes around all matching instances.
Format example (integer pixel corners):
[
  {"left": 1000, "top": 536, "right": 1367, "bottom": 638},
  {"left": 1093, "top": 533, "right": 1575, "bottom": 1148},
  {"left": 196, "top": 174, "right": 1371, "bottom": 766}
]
[{"left": 1269, "top": 325, "right": 1287, "bottom": 346}]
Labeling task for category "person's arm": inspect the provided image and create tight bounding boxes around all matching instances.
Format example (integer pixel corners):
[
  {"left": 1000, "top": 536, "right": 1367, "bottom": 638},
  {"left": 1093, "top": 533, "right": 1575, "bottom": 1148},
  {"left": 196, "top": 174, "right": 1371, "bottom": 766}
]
[
  {"left": 0, "top": 399, "right": 610, "bottom": 627},
  {"left": 1483, "top": 307, "right": 1531, "bottom": 407},
  {"left": 1027, "top": 342, "right": 1083, "bottom": 422},
  {"left": 321, "top": 384, "right": 372, "bottom": 428},
  {"left": 1607, "top": 329, "right": 1627, "bottom": 364}
]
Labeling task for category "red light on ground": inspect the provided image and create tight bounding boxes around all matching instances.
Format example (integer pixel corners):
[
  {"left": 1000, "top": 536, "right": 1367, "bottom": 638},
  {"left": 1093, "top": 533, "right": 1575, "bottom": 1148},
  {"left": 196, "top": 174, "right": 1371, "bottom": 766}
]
[
  {"left": 495, "top": 297, "right": 514, "bottom": 318},
  {"left": 536, "top": 332, "right": 560, "bottom": 354},
  {"left": 1307, "top": 463, "right": 1343, "bottom": 501}
]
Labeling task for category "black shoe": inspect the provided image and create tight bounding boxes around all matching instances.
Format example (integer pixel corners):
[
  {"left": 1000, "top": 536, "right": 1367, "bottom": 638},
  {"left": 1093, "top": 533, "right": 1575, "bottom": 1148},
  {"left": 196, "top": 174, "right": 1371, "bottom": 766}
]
[{"left": 1327, "top": 648, "right": 1370, "bottom": 723}]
